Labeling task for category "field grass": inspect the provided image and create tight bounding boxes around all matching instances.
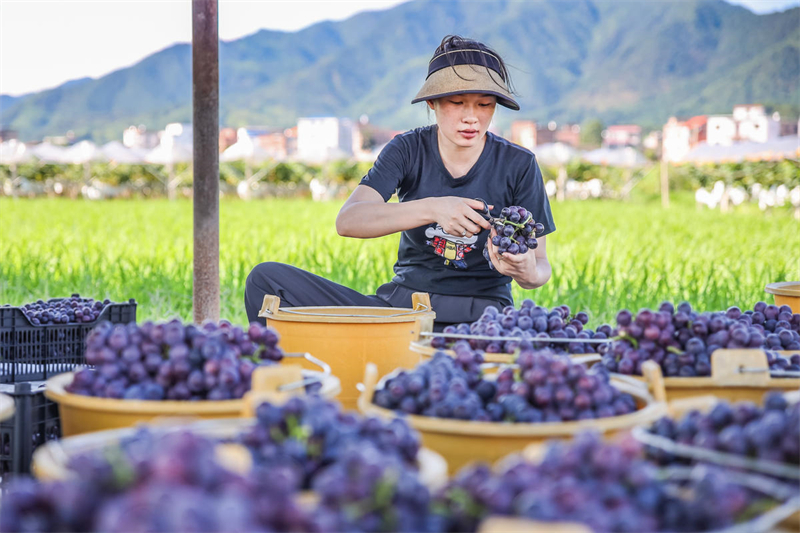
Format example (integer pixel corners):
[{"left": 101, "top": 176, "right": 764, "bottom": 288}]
[{"left": 2, "top": 196, "right": 798, "bottom": 328}]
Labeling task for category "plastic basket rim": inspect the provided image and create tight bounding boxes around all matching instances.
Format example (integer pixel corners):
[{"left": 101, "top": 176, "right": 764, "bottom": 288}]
[
  {"left": 618, "top": 373, "right": 800, "bottom": 388},
  {"left": 45, "top": 369, "right": 337, "bottom": 415},
  {"left": 260, "top": 304, "right": 436, "bottom": 324},
  {"left": 410, "top": 339, "right": 603, "bottom": 364},
  {"left": 32, "top": 416, "right": 449, "bottom": 491},
  {"left": 358, "top": 369, "right": 668, "bottom": 438},
  {"left": 765, "top": 281, "right": 800, "bottom": 298}
]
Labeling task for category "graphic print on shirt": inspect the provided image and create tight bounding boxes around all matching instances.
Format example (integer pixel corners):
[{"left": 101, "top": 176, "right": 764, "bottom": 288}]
[{"left": 424, "top": 224, "right": 477, "bottom": 269}]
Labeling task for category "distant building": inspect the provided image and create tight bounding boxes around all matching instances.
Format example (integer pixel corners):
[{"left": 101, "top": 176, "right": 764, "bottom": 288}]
[
  {"left": 510, "top": 121, "right": 537, "bottom": 150},
  {"left": 736, "top": 105, "right": 780, "bottom": 143},
  {"left": 662, "top": 115, "right": 707, "bottom": 163},
  {"left": 510, "top": 120, "right": 581, "bottom": 150},
  {"left": 706, "top": 116, "right": 737, "bottom": 146},
  {"left": 123, "top": 125, "right": 160, "bottom": 149},
  {"left": 284, "top": 126, "right": 298, "bottom": 158},
  {"left": 0, "top": 129, "right": 18, "bottom": 142},
  {"left": 241, "top": 126, "right": 289, "bottom": 160},
  {"left": 708, "top": 105, "right": 781, "bottom": 146},
  {"left": 548, "top": 123, "right": 581, "bottom": 147},
  {"left": 219, "top": 127, "right": 237, "bottom": 153},
  {"left": 352, "top": 123, "right": 402, "bottom": 161},
  {"left": 733, "top": 104, "right": 767, "bottom": 124},
  {"left": 162, "top": 123, "right": 193, "bottom": 149},
  {"left": 603, "top": 125, "right": 641, "bottom": 148},
  {"left": 297, "top": 117, "right": 354, "bottom": 162},
  {"left": 643, "top": 130, "right": 662, "bottom": 151},
  {"left": 780, "top": 119, "right": 798, "bottom": 137}
]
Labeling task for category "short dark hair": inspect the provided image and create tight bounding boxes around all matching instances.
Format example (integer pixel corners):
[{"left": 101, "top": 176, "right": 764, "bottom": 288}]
[{"left": 431, "top": 35, "right": 516, "bottom": 95}]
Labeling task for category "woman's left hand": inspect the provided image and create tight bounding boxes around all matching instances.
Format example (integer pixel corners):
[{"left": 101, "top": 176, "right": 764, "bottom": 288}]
[{"left": 486, "top": 228, "right": 545, "bottom": 289}]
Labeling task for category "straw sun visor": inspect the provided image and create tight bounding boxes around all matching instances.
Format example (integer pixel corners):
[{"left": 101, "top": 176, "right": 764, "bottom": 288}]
[{"left": 411, "top": 63, "right": 520, "bottom": 111}]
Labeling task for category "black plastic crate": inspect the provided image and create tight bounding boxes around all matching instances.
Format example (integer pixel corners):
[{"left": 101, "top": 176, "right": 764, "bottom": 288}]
[
  {"left": 0, "top": 298, "right": 137, "bottom": 383},
  {"left": 0, "top": 381, "right": 60, "bottom": 479}
]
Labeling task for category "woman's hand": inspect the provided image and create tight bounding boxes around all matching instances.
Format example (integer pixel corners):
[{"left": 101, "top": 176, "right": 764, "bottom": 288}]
[
  {"left": 486, "top": 228, "right": 550, "bottom": 289},
  {"left": 428, "top": 197, "right": 492, "bottom": 238}
]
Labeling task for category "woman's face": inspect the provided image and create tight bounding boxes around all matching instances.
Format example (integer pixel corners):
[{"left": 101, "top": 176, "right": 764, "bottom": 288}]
[{"left": 428, "top": 93, "right": 497, "bottom": 150}]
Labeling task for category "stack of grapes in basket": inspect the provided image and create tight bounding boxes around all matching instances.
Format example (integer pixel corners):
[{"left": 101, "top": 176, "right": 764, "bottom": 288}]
[
  {"left": 642, "top": 390, "right": 799, "bottom": 468},
  {"left": 430, "top": 299, "right": 800, "bottom": 377},
  {"left": 64, "top": 319, "right": 286, "bottom": 401},
  {"left": 4, "top": 389, "right": 799, "bottom": 533},
  {"left": 431, "top": 300, "right": 605, "bottom": 355},
  {"left": 0, "top": 396, "right": 438, "bottom": 533},
  {"left": 2, "top": 297, "right": 797, "bottom": 533},
  {"left": 374, "top": 345, "right": 636, "bottom": 423},
  {"left": 12, "top": 294, "right": 112, "bottom": 325},
  {"left": 601, "top": 301, "right": 800, "bottom": 377}
]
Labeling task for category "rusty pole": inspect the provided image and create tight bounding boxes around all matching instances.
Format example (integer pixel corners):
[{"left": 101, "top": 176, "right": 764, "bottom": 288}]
[{"left": 192, "top": 0, "right": 220, "bottom": 323}]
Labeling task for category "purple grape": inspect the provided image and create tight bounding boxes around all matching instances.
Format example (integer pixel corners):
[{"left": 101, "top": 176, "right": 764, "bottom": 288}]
[
  {"left": 605, "top": 302, "right": 800, "bottom": 378},
  {"left": 17, "top": 295, "right": 114, "bottom": 326},
  {"left": 646, "top": 392, "right": 799, "bottom": 468},
  {"left": 65, "top": 319, "right": 285, "bottom": 402}
]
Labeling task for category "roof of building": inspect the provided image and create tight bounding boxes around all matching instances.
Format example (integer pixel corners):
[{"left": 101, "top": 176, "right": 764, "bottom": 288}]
[
  {"left": 681, "top": 136, "right": 800, "bottom": 164},
  {"left": 684, "top": 115, "right": 708, "bottom": 129},
  {"left": 607, "top": 124, "right": 642, "bottom": 132}
]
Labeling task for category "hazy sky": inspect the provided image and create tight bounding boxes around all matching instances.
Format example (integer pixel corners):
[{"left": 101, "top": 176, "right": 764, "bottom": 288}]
[{"left": 1, "top": 0, "right": 798, "bottom": 97}]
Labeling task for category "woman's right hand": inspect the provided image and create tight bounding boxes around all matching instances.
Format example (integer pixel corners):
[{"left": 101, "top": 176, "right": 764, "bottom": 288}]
[{"left": 428, "top": 197, "right": 493, "bottom": 238}]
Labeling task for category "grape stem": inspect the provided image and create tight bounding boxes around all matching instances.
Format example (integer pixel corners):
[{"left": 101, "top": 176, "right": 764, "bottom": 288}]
[
  {"left": 103, "top": 446, "right": 136, "bottom": 490},
  {"left": 499, "top": 214, "right": 533, "bottom": 230},
  {"left": 617, "top": 331, "right": 639, "bottom": 349}
]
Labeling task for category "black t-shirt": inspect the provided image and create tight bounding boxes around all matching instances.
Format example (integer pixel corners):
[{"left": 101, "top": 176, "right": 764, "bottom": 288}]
[{"left": 360, "top": 125, "right": 556, "bottom": 303}]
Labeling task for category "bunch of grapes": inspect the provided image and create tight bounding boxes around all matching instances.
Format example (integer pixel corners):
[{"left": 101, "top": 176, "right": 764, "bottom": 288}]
[
  {"left": 0, "top": 430, "right": 314, "bottom": 533},
  {"left": 374, "top": 342, "right": 487, "bottom": 419},
  {"left": 308, "top": 444, "right": 442, "bottom": 533},
  {"left": 645, "top": 391, "right": 800, "bottom": 466},
  {"left": 500, "top": 348, "right": 637, "bottom": 422},
  {"left": 431, "top": 299, "right": 612, "bottom": 355},
  {"left": 2, "top": 402, "right": 435, "bottom": 533},
  {"left": 239, "top": 396, "right": 421, "bottom": 489},
  {"left": 601, "top": 301, "right": 800, "bottom": 377},
  {"left": 8, "top": 294, "right": 113, "bottom": 325},
  {"left": 65, "top": 319, "right": 284, "bottom": 401},
  {"left": 374, "top": 345, "right": 638, "bottom": 423},
  {"left": 766, "top": 351, "right": 800, "bottom": 373},
  {"left": 434, "top": 432, "right": 771, "bottom": 533},
  {"left": 482, "top": 205, "right": 545, "bottom": 269}
]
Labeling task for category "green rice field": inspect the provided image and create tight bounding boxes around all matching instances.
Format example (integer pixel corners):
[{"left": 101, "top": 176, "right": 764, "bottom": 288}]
[{"left": 2, "top": 197, "right": 798, "bottom": 327}]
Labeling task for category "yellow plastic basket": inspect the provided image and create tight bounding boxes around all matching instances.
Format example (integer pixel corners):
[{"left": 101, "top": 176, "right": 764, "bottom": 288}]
[
  {"left": 623, "top": 349, "right": 800, "bottom": 404},
  {"left": 765, "top": 281, "right": 800, "bottom": 313},
  {"left": 259, "top": 293, "right": 435, "bottom": 409},
  {"left": 357, "top": 361, "right": 669, "bottom": 473},
  {"left": 45, "top": 354, "right": 340, "bottom": 437}
]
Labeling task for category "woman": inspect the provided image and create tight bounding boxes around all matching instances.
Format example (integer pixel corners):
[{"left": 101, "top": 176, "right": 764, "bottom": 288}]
[{"left": 245, "top": 35, "right": 555, "bottom": 330}]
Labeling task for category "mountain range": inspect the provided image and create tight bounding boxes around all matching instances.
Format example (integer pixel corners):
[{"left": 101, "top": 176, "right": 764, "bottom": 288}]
[{"left": 1, "top": 0, "right": 798, "bottom": 143}]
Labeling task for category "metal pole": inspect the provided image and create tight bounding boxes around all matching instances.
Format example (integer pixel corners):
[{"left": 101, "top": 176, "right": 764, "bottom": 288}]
[{"left": 192, "top": 0, "right": 220, "bottom": 323}]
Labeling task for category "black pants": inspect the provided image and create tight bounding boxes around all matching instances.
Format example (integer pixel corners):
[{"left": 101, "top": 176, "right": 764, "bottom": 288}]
[{"left": 244, "top": 262, "right": 510, "bottom": 331}]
